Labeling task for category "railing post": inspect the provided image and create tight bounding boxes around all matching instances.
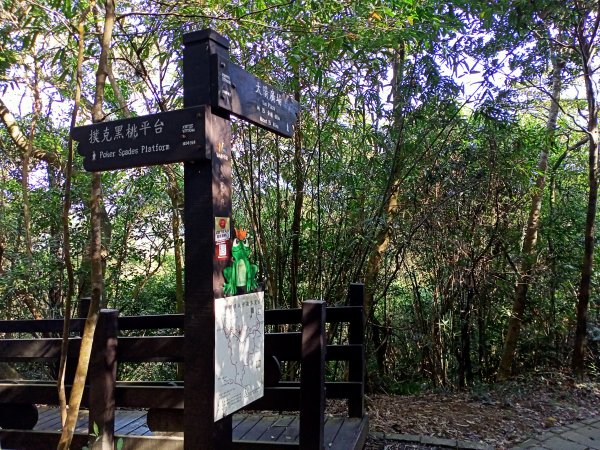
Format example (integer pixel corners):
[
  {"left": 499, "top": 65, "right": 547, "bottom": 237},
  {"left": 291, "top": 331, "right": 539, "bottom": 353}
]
[
  {"left": 88, "top": 309, "right": 118, "bottom": 450},
  {"left": 348, "top": 283, "right": 365, "bottom": 417},
  {"left": 300, "top": 300, "right": 326, "bottom": 450}
]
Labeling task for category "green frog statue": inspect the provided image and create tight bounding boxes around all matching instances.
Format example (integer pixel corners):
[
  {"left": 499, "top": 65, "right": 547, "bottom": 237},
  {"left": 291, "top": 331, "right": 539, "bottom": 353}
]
[{"left": 223, "top": 227, "right": 259, "bottom": 296}]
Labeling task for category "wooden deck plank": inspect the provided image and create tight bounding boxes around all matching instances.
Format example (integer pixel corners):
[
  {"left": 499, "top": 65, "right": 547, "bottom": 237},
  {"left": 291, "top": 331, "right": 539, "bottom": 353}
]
[
  {"left": 232, "top": 414, "right": 246, "bottom": 429},
  {"left": 35, "top": 408, "right": 88, "bottom": 433},
  {"left": 274, "top": 416, "right": 299, "bottom": 443},
  {"left": 242, "top": 415, "right": 278, "bottom": 441},
  {"left": 35, "top": 406, "right": 58, "bottom": 423},
  {"left": 323, "top": 416, "right": 344, "bottom": 448},
  {"left": 127, "top": 420, "right": 151, "bottom": 436},
  {"left": 35, "top": 407, "right": 61, "bottom": 429},
  {"left": 272, "top": 416, "right": 294, "bottom": 428},
  {"left": 232, "top": 441, "right": 297, "bottom": 450},
  {"left": 115, "top": 412, "right": 149, "bottom": 435},
  {"left": 232, "top": 414, "right": 262, "bottom": 440},
  {"left": 231, "top": 414, "right": 359, "bottom": 449},
  {"left": 34, "top": 408, "right": 62, "bottom": 431},
  {"left": 74, "top": 410, "right": 89, "bottom": 433},
  {"left": 1, "top": 430, "right": 185, "bottom": 450},
  {"left": 8, "top": 407, "right": 366, "bottom": 450},
  {"left": 259, "top": 415, "right": 292, "bottom": 442},
  {"left": 34, "top": 407, "right": 149, "bottom": 436},
  {"left": 114, "top": 410, "right": 145, "bottom": 433},
  {"left": 328, "top": 416, "right": 369, "bottom": 450},
  {"left": 0, "top": 430, "right": 88, "bottom": 450}
]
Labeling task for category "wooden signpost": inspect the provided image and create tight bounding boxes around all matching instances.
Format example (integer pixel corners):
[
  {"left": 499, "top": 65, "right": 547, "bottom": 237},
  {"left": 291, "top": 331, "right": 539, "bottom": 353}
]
[{"left": 71, "top": 29, "right": 298, "bottom": 450}]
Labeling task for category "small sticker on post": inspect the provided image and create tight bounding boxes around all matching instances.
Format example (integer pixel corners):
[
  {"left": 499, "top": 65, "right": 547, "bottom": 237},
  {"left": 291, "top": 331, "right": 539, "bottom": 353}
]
[
  {"left": 216, "top": 242, "right": 229, "bottom": 260},
  {"left": 215, "top": 217, "right": 230, "bottom": 242}
]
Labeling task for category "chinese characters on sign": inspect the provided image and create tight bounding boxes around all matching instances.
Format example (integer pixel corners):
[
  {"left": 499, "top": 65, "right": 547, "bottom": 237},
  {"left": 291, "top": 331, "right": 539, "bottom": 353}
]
[
  {"left": 253, "top": 80, "right": 285, "bottom": 130},
  {"left": 215, "top": 57, "right": 299, "bottom": 138},
  {"left": 71, "top": 106, "right": 207, "bottom": 172},
  {"left": 88, "top": 118, "right": 164, "bottom": 145}
]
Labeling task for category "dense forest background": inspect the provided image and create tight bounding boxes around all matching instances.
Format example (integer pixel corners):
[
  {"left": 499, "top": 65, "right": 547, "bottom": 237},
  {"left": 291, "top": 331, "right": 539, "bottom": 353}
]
[{"left": 1, "top": 0, "right": 600, "bottom": 394}]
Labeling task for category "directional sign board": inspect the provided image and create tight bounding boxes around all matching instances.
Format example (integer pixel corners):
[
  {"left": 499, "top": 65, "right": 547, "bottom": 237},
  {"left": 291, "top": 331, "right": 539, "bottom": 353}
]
[
  {"left": 71, "top": 106, "right": 207, "bottom": 172},
  {"left": 214, "top": 57, "right": 299, "bottom": 138}
]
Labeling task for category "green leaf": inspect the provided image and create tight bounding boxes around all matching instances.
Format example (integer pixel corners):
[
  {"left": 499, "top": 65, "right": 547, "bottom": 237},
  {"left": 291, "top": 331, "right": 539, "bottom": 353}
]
[{"left": 63, "top": 0, "right": 74, "bottom": 18}]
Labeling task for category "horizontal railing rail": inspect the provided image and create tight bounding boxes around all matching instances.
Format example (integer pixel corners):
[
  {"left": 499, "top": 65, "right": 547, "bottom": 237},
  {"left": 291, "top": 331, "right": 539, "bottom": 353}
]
[{"left": 0, "top": 283, "right": 366, "bottom": 450}]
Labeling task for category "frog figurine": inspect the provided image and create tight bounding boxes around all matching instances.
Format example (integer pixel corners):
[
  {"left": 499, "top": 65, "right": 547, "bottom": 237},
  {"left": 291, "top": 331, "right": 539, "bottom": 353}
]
[{"left": 223, "top": 228, "right": 259, "bottom": 295}]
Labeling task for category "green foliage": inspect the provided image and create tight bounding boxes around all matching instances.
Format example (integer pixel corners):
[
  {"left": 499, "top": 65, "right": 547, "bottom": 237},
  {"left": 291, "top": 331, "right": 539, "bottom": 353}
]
[
  {"left": 113, "top": 256, "right": 179, "bottom": 316},
  {"left": 83, "top": 423, "right": 124, "bottom": 450},
  {"left": 0, "top": 0, "right": 599, "bottom": 392}
]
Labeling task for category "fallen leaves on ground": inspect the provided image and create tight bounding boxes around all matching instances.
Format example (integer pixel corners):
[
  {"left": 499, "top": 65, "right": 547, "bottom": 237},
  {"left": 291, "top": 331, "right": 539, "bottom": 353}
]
[{"left": 328, "top": 374, "right": 600, "bottom": 449}]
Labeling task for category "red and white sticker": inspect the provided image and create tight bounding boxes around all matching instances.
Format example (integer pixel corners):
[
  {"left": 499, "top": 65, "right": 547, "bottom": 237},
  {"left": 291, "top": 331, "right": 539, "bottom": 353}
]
[{"left": 215, "top": 216, "right": 230, "bottom": 243}]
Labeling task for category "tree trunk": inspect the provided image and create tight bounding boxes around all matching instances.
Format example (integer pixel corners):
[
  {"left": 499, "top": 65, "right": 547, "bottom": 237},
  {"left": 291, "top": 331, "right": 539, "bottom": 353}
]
[
  {"left": 231, "top": 145, "right": 277, "bottom": 305},
  {"left": 497, "top": 52, "right": 563, "bottom": 381},
  {"left": 0, "top": 98, "right": 62, "bottom": 169},
  {"left": 275, "top": 137, "right": 283, "bottom": 307},
  {"left": 15, "top": 49, "right": 43, "bottom": 320},
  {"left": 47, "top": 166, "right": 63, "bottom": 314},
  {"left": 58, "top": 0, "right": 115, "bottom": 448},
  {"left": 57, "top": 3, "right": 89, "bottom": 425},
  {"left": 0, "top": 237, "right": 4, "bottom": 276},
  {"left": 21, "top": 148, "right": 32, "bottom": 259},
  {"left": 457, "top": 285, "right": 474, "bottom": 388},
  {"left": 362, "top": 44, "right": 406, "bottom": 319},
  {"left": 242, "top": 132, "right": 277, "bottom": 307},
  {"left": 289, "top": 89, "right": 304, "bottom": 309},
  {"left": 164, "top": 166, "right": 184, "bottom": 313},
  {"left": 572, "top": 15, "right": 599, "bottom": 377},
  {"left": 163, "top": 167, "right": 184, "bottom": 380}
]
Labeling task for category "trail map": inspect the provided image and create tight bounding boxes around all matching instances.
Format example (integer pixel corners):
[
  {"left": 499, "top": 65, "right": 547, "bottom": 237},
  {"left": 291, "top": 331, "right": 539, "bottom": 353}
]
[{"left": 214, "top": 291, "right": 264, "bottom": 421}]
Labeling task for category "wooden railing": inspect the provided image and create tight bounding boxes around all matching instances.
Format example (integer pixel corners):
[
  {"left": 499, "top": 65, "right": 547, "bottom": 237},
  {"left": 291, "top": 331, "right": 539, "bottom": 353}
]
[{"left": 0, "top": 283, "right": 366, "bottom": 450}]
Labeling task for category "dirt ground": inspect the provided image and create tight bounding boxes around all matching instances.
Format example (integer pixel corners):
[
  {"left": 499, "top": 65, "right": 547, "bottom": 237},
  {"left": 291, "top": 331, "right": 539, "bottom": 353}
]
[{"left": 332, "top": 374, "right": 600, "bottom": 450}]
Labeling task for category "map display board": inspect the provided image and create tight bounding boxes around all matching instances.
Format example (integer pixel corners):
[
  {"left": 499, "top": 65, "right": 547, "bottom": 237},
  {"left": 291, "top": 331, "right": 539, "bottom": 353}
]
[{"left": 214, "top": 291, "right": 264, "bottom": 421}]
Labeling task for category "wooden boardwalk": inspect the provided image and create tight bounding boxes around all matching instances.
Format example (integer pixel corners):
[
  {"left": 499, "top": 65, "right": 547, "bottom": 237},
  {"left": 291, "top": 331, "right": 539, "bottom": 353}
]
[
  {"left": 6, "top": 407, "right": 368, "bottom": 449},
  {"left": 231, "top": 412, "right": 368, "bottom": 448},
  {"left": 0, "top": 286, "right": 369, "bottom": 449},
  {"left": 33, "top": 407, "right": 151, "bottom": 436}
]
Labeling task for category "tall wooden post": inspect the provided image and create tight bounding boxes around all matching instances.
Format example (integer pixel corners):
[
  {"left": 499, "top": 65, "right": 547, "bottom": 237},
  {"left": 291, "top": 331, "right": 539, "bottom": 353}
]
[
  {"left": 89, "top": 309, "right": 118, "bottom": 450},
  {"left": 348, "top": 283, "right": 365, "bottom": 417},
  {"left": 300, "top": 300, "right": 326, "bottom": 450},
  {"left": 182, "top": 30, "right": 233, "bottom": 450}
]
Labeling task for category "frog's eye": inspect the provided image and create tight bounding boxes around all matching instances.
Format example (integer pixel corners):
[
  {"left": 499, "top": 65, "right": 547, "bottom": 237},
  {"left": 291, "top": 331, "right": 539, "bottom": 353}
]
[
  {"left": 233, "top": 238, "right": 239, "bottom": 245},
  {"left": 243, "top": 239, "right": 250, "bottom": 248}
]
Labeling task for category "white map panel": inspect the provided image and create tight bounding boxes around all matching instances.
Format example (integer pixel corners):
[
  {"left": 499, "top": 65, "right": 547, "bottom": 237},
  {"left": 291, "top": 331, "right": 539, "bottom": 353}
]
[{"left": 214, "top": 291, "right": 264, "bottom": 421}]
